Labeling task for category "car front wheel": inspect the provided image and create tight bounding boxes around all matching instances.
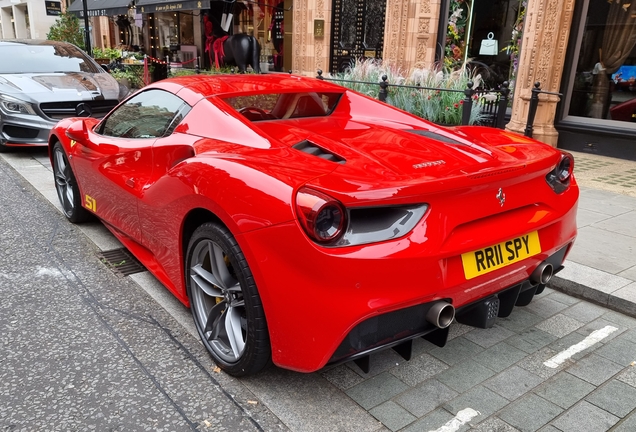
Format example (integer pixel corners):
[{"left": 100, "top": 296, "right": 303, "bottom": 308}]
[
  {"left": 186, "top": 222, "right": 271, "bottom": 376},
  {"left": 52, "top": 142, "right": 91, "bottom": 223}
]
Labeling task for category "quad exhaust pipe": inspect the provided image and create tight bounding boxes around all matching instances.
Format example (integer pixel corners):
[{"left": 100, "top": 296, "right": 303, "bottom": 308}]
[
  {"left": 426, "top": 301, "right": 455, "bottom": 329},
  {"left": 530, "top": 262, "right": 553, "bottom": 285}
]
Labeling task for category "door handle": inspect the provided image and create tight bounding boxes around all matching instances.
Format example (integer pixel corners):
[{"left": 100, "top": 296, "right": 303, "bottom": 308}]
[{"left": 126, "top": 178, "right": 135, "bottom": 188}]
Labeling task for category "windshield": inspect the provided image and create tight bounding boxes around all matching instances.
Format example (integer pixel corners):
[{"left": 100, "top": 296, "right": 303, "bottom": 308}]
[
  {"left": 221, "top": 91, "right": 343, "bottom": 122},
  {"left": 0, "top": 43, "right": 101, "bottom": 74}
]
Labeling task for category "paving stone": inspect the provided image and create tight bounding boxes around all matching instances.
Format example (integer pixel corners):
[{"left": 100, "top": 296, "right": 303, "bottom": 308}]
[
  {"left": 411, "top": 337, "right": 437, "bottom": 357},
  {"left": 462, "top": 325, "right": 514, "bottom": 348},
  {"left": 544, "top": 291, "right": 580, "bottom": 306},
  {"left": 603, "top": 310, "right": 636, "bottom": 329},
  {"left": 532, "top": 372, "right": 596, "bottom": 409},
  {"left": 321, "top": 364, "right": 365, "bottom": 391},
  {"left": 609, "top": 285, "right": 636, "bottom": 319},
  {"left": 550, "top": 401, "right": 619, "bottom": 431},
  {"left": 517, "top": 347, "right": 565, "bottom": 380},
  {"left": 566, "top": 353, "right": 623, "bottom": 386},
  {"left": 345, "top": 372, "right": 410, "bottom": 410},
  {"left": 618, "top": 328, "right": 636, "bottom": 344},
  {"left": 394, "top": 379, "right": 457, "bottom": 418},
  {"left": 470, "top": 417, "right": 520, "bottom": 432},
  {"left": 575, "top": 317, "right": 627, "bottom": 344},
  {"left": 506, "top": 327, "right": 558, "bottom": 354},
  {"left": 497, "top": 308, "right": 544, "bottom": 333},
  {"left": 593, "top": 211, "right": 636, "bottom": 238},
  {"left": 536, "top": 426, "right": 562, "bottom": 432},
  {"left": 585, "top": 379, "right": 636, "bottom": 417},
  {"left": 617, "top": 364, "right": 636, "bottom": 388},
  {"left": 499, "top": 393, "right": 563, "bottom": 432},
  {"left": 612, "top": 411, "right": 636, "bottom": 432},
  {"left": 594, "top": 337, "right": 636, "bottom": 366},
  {"left": 390, "top": 353, "right": 448, "bottom": 387},
  {"left": 443, "top": 386, "right": 508, "bottom": 423},
  {"left": 483, "top": 366, "right": 543, "bottom": 401},
  {"left": 473, "top": 342, "right": 527, "bottom": 373},
  {"left": 577, "top": 207, "right": 612, "bottom": 228},
  {"left": 566, "top": 226, "right": 636, "bottom": 275},
  {"left": 436, "top": 360, "right": 496, "bottom": 393},
  {"left": 401, "top": 408, "right": 457, "bottom": 432},
  {"left": 561, "top": 301, "right": 608, "bottom": 323},
  {"left": 535, "top": 314, "right": 584, "bottom": 338},
  {"left": 448, "top": 322, "right": 475, "bottom": 340},
  {"left": 524, "top": 296, "right": 569, "bottom": 319},
  {"left": 368, "top": 401, "right": 416, "bottom": 432},
  {"left": 429, "top": 337, "right": 484, "bottom": 366}
]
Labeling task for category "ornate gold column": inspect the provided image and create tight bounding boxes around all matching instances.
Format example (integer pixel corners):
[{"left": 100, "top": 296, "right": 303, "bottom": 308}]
[{"left": 506, "top": 0, "right": 576, "bottom": 146}]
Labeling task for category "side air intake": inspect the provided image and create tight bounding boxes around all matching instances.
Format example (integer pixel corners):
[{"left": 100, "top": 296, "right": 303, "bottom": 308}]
[{"left": 292, "top": 140, "right": 345, "bottom": 164}]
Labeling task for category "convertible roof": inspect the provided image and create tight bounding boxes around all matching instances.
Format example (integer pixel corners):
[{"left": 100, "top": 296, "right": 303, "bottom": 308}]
[{"left": 161, "top": 74, "right": 345, "bottom": 99}]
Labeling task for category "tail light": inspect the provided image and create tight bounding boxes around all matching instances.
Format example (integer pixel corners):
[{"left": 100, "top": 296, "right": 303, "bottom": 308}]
[
  {"left": 546, "top": 152, "right": 574, "bottom": 194},
  {"left": 296, "top": 187, "right": 346, "bottom": 244}
]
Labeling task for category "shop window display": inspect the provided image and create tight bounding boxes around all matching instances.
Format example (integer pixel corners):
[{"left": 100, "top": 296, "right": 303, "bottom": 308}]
[{"left": 567, "top": 0, "right": 636, "bottom": 123}]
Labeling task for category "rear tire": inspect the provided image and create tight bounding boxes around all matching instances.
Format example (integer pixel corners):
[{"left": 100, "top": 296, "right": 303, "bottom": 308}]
[
  {"left": 186, "top": 222, "right": 271, "bottom": 376},
  {"left": 52, "top": 142, "right": 91, "bottom": 223}
]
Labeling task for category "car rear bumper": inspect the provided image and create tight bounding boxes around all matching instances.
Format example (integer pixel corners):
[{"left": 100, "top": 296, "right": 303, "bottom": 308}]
[{"left": 238, "top": 190, "right": 579, "bottom": 372}]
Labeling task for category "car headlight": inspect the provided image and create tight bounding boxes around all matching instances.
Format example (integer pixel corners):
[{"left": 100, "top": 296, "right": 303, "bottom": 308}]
[
  {"left": 296, "top": 187, "right": 428, "bottom": 247},
  {"left": 0, "top": 94, "right": 36, "bottom": 115},
  {"left": 545, "top": 151, "right": 574, "bottom": 194}
]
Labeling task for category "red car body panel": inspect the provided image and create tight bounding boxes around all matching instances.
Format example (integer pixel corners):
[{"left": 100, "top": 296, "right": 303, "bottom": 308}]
[{"left": 49, "top": 74, "right": 578, "bottom": 373}]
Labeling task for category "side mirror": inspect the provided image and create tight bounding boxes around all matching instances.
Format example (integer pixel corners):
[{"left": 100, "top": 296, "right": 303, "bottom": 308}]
[
  {"left": 65, "top": 119, "right": 88, "bottom": 143},
  {"left": 65, "top": 119, "right": 118, "bottom": 155},
  {"left": 101, "top": 64, "right": 110, "bottom": 72}
]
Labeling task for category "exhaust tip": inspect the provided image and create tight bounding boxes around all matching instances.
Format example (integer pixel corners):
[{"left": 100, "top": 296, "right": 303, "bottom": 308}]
[
  {"left": 426, "top": 302, "right": 455, "bottom": 329},
  {"left": 531, "top": 262, "right": 553, "bottom": 285}
]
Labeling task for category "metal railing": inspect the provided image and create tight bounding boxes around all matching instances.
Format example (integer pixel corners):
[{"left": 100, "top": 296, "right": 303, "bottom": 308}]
[
  {"left": 316, "top": 69, "right": 511, "bottom": 129},
  {"left": 524, "top": 82, "right": 563, "bottom": 138}
]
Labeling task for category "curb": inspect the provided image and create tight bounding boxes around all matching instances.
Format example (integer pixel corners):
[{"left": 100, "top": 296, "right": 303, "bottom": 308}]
[{"left": 549, "top": 260, "right": 636, "bottom": 318}]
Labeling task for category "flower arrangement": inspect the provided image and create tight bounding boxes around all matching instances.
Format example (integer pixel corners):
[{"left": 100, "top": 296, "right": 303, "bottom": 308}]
[
  {"left": 444, "top": 0, "right": 471, "bottom": 70},
  {"left": 331, "top": 58, "right": 488, "bottom": 126}
]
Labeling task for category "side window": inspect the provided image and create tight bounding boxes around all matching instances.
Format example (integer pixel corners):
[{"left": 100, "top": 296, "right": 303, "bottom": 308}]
[{"left": 98, "top": 89, "right": 190, "bottom": 139}]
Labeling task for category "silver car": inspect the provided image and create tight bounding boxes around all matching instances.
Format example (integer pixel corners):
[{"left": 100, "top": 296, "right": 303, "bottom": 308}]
[{"left": 0, "top": 39, "right": 127, "bottom": 151}]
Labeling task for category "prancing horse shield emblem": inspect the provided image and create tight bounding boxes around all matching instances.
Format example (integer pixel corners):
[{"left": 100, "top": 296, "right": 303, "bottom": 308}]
[{"left": 496, "top": 188, "right": 506, "bottom": 207}]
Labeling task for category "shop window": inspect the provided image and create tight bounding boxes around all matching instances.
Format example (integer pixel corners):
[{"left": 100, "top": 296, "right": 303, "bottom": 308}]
[
  {"left": 443, "top": 0, "right": 526, "bottom": 91},
  {"left": 565, "top": 0, "right": 636, "bottom": 124}
]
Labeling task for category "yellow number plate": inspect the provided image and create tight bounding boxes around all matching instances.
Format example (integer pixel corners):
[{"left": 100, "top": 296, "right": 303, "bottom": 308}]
[{"left": 461, "top": 231, "right": 541, "bottom": 280}]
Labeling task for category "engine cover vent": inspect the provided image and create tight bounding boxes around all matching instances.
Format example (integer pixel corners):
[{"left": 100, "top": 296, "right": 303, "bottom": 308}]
[
  {"left": 292, "top": 140, "right": 345, "bottom": 164},
  {"left": 407, "top": 130, "right": 464, "bottom": 145}
]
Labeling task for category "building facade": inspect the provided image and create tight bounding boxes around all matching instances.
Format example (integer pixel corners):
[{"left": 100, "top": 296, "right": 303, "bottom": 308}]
[
  {"left": 8, "top": 0, "right": 635, "bottom": 159},
  {"left": 0, "top": 0, "right": 64, "bottom": 39}
]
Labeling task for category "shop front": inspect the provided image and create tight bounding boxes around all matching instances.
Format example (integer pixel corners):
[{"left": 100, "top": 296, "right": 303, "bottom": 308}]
[{"left": 557, "top": 0, "right": 636, "bottom": 160}]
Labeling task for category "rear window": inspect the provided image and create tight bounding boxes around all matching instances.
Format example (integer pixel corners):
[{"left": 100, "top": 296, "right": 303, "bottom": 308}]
[
  {"left": 0, "top": 43, "right": 101, "bottom": 74},
  {"left": 222, "top": 91, "right": 342, "bottom": 122}
]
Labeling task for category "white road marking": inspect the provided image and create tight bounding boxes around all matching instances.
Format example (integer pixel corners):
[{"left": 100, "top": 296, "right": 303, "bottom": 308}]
[
  {"left": 429, "top": 408, "right": 480, "bottom": 432},
  {"left": 543, "top": 325, "right": 618, "bottom": 368}
]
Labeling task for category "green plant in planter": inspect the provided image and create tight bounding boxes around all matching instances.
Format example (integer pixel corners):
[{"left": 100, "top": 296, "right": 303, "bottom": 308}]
[
  {"left": 330, "top": 58, "right": 487, "bottom": 126},
  {"left": 92, "top": 47, "right": 122, "bottom": 61}
]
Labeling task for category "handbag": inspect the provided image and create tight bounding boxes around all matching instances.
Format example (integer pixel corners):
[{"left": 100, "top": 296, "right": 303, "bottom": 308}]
[{"left": 479, "top": 32, "right": 499, "bottom": 56}]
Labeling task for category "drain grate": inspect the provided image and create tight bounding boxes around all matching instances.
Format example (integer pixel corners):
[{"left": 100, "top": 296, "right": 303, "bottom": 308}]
[{"left": 97, "top": 248, "right": 146, "bottom": 276}]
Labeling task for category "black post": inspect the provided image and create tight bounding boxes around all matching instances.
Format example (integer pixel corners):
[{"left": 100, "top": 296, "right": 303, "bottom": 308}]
[
  {"left": 461, "top": 81, "right": 475, "bottom": 125},
  {"left": 524, "top": 82, "right": 541, "bottom": 138},
  {"left": 196, "top": 56, "right": 200, "bottom": 74},
  {"left": 495, "top": 81, "right": 510, "bottom": 129},
  {"left": 82, "top": 0, "right": 91, "bottom": 55},
  {"left": 316, "top": 69, "right": 324, "bottom": 80},
  {"left": 379, "top": 75, "right": 389, "bottom": 102}
]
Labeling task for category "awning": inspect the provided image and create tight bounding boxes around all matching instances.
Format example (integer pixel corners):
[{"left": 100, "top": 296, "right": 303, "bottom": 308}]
[
  {"left": 67, "top": 0, "right": 133, "bottom": 17},
  {"left": 135, "top": 0, "right": 210, "bottom": 14}
]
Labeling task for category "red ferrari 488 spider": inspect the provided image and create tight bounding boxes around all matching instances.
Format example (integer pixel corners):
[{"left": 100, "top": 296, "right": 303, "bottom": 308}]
[{"left": 49, "top": 74, "right": 578, "bottom": 376}]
